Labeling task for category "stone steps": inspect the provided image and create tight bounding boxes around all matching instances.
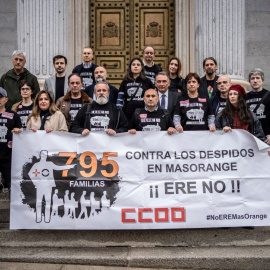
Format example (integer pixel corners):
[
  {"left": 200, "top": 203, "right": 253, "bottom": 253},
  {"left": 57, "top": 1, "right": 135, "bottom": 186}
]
[
  {"left": 1, "top": 191, "right": 270, "bottom": 269},
  {"left": 0, "top": 245, "right": 270, "bottom": 270},
  {"left": 0, "top": 262, "right": 183, "bottom": 270}
]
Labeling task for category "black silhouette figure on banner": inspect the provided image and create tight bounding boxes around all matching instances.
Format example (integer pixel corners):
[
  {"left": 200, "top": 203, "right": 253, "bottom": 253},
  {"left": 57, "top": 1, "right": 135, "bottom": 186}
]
[{"left": 29, "top": 150, "right": 75, "bottom": 223}]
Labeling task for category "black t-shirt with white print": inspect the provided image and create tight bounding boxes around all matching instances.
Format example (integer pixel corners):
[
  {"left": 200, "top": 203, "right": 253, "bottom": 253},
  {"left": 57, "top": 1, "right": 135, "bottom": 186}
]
[
  {"left": 246, "top": 88, "right": 270, "bottom": 136},
  {"left": 130, "top": 108, "right": 174, "bottom": 131},
  {"left": 0, "top": 110, "right": 22, "bottom": 160},
  {"left": 89, "top": 102, "right": 114, "bottom": 131},
  {"left": 174, "top": 95, "right": 214, "bottom": 130},
  {"left": 69, "top": 97, "right": 83, "bottom": 122},
  {"left": 16, "top": 103, "right": 33, "bottom": 130}
]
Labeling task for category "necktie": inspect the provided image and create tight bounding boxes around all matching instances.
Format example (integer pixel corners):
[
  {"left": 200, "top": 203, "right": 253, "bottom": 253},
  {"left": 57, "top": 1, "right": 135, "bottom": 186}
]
[{"left": 161, "top": 94, "right": 166, "bottom": 109}]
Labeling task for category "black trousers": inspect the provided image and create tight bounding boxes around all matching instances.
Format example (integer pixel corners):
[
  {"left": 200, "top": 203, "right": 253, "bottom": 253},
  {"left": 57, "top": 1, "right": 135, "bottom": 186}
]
[{"left": 0, "top": 158, "right": 11, "bottom": 189}]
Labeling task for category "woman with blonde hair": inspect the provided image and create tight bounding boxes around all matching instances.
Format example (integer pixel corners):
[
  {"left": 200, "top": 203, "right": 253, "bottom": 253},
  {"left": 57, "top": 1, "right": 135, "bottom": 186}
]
[{"left": 27, "top": 90, "right": 68, "bottom": 132}]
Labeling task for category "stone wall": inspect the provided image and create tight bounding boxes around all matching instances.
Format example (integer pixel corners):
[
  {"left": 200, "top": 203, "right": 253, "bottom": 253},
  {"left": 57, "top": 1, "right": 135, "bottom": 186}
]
[
  {"left": 0, "top": 0, "right": 17, "bottom": 77},
  {"left": 245, "top": 0, "right": 270, "bottom": 90}
]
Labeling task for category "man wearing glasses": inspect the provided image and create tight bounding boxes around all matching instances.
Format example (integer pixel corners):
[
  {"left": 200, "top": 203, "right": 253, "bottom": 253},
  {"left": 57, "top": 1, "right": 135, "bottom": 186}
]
[{"left": 0, "top": 50, "right": 40, "bottom": 110}]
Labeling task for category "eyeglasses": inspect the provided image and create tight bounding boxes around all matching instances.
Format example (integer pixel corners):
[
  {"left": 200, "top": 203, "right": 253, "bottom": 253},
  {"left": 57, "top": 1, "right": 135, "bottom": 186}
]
[{"left": 145, "top": 95, "right": 156, "bottom": 98}]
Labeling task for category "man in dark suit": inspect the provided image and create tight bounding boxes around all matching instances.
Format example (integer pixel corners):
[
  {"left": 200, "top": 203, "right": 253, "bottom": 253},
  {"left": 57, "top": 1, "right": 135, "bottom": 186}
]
[{"left": 155, "top": 72, "right": 180, "bottom": 118}]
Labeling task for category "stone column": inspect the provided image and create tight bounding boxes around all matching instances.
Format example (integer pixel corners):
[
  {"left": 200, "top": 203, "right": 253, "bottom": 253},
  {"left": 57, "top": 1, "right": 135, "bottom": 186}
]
[
  {"left": 193, "top": 0, "right": 248, "bottom": 86},
  {"left": 17, "top": 0, "right": 69, "bottom": 87},
  {"left": 175, "top": 0, "right": 195, "bottom": 78},
  {"left": 67, "top": 0, "right": 90, "bottom": 73}
]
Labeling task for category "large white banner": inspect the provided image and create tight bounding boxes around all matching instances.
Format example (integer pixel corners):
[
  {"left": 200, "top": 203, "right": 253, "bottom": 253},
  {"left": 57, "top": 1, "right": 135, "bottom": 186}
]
[{"left": 10, "top": 130, "right": 270, "bottom": 230}]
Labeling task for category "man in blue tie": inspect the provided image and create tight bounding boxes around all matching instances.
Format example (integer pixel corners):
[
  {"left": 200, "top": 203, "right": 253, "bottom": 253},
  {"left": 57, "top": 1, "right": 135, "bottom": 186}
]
[{"left": 155, "top": 72, "right": 181, "bottom": 118}]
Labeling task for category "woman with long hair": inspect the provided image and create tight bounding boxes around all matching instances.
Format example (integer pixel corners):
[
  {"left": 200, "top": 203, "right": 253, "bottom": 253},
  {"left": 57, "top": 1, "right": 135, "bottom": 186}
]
[
  {"left": 215, "top": 84, "right": 265, "bottom": 141},
  {"left": 173, "top": 72, "right": 215, "bottom": 132},
  {"left": 27, "top": 90, "right": 68, "bottom": 132},
  {"left": 11, "top": 80, "right": 35, "bottom": 129},
  {"left": 116, "top": 57, "right": 154, "bottom": 120},
  {"left": 167, "top": 57, "right": 186, "bottom": 94}
]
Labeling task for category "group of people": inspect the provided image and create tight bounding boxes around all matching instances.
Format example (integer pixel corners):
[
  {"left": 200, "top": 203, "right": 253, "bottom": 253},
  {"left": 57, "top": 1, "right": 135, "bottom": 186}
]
[{"left": 0, "top": 46, "right": 270, "bottom": 191}]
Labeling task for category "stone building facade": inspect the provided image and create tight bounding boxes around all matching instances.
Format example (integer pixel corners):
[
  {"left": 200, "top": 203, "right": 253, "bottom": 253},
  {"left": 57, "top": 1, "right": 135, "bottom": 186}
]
[{"left": 0, "top": 0, "right": 269, "bottom": 90}]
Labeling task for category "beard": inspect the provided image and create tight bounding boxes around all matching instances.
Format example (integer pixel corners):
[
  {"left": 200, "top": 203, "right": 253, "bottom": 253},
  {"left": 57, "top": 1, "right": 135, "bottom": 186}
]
[
  {"left": 96, "top": 77, "right": 106, "bottom": 83},
  {"left": 96, "top": 95, "right": 109, "bottom": 105}
]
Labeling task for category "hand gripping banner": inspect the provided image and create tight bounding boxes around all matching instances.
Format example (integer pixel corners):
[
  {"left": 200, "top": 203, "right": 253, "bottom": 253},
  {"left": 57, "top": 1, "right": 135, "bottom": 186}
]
[{"left": 10, "top": 130, "right": 270, "bottom": 229}]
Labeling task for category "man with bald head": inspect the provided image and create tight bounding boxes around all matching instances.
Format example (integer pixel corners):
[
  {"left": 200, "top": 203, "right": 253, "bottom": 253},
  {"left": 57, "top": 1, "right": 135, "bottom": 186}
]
[
  {"left": 85, "top": 66, "right": 118, "bottom": 104},
  {"left": 210, "top": 75, "right": 231, "bottom": 116},
  {"left": 128, "top": 88, "right": 176, "bottom": 135},
  {"left": 72, "top": 47, "right": 97, "bottom": 90}
]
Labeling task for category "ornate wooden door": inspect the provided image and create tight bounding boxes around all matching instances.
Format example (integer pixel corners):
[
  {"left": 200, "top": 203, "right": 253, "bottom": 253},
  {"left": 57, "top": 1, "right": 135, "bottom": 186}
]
[{"left": 90, "top": 0, "right": 175, "bottom": 87}]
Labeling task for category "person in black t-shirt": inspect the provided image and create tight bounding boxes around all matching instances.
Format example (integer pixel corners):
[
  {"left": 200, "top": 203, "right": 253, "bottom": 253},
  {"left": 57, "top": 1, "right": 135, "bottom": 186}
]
[
  {"left": 246, "top": 68, "right": 270, "bottom": 145},
  {"left": 72, "top": 82, "right": 128, "bottom": 136},
  {"left": 166, "top": 57, "right": 187, "bottom": 94},
  {"left": 198, "top": 57, "right": 219, "bottom": 98},
  {"left": 72, "top": 47, "right": 97, "bottom": 90},
  {"left": 173, "top": 73, "right": 216, "bottom": 132},
  {"left": 11, "top": 80, "right": 34, "bottom": 129},
  {"left": 44, "top": 55, "right": 69, "bottom": 101},
  {"left": 56, "top": 74, "right": 93, "bottom": 130},
  {"left": 0, "top": 87, "right": 22, "bottom": 190},
  {"left": 128, "top": 88, "right": 176, "bottom": 135},
  {"left": 117, "top": 57, "right": 154, "bottom": 120},
  {"left": 142, "top": 46, "right": 162, "bottom": 84}
]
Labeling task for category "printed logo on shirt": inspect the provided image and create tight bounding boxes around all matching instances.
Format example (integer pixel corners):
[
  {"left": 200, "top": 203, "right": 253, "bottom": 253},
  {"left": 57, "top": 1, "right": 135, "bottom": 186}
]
[
  {"left": 18, "top": 104, "right": 23, "bottom": 109},
  {"left": 142, "top": 124, "right": 161, "bottom": 132},
  {"left": 127, "top": 87, "right": 143, "bottom": 98},
  {"left": 186, "top": 108, "right": 205, "bottom": 122},
  {"left": 20, "top": 116, "right": 28, "bottom": 129},
  {"left": 140, "top": 114, "right": 147, "bottom": 119},
  {"left": 249, "top": 103, "right": 266, "bottom": 119},
  {"left": 141, "top": 118, "right": 161, "bottom": 123},
  {"left": 180, "top": 100, "right": 189, "bottom": 106},
  {"left": 198, "top": 98, "right": 206, "bottom": 102},
  {"left": 8, "top": 141, "right": 12, "bottom": 148},
  {"left": 2, "top": 112, "right": 14, "bottom": 119},
  {"left": 90, "top": 115, "right": 110, "bottom": 131},
  {"left": 0, "top": 124, "right": 8, "bottom": 142}
]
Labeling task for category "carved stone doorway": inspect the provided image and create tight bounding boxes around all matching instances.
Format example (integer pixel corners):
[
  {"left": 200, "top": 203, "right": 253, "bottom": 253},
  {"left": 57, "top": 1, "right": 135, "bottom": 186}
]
[{"left": 89, "top": 0, "right": 175, "bottom": 87}]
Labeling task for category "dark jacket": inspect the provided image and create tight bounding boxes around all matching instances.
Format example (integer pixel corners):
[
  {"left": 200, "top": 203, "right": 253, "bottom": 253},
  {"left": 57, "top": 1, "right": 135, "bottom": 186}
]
[
  {"left": 210, "top": 91, "right": 227, "bottom": 116},
  {"left": 198, "top": 75, "right": 219, "bottom": 98},
  {"left": 56, "top": 90, "right": 93, "bottom": 129},
  {"left": 71, "top": 101, "right": 129, "bottom": 134},
  {"left": 0, "top": 68, "right": 40, "bottom": 110},
  {"left": 158, "top": 91, "right": 181, "bottom": 118},
  {"left": 215, "top": 111, "right": 266, "bottom": 141}
]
